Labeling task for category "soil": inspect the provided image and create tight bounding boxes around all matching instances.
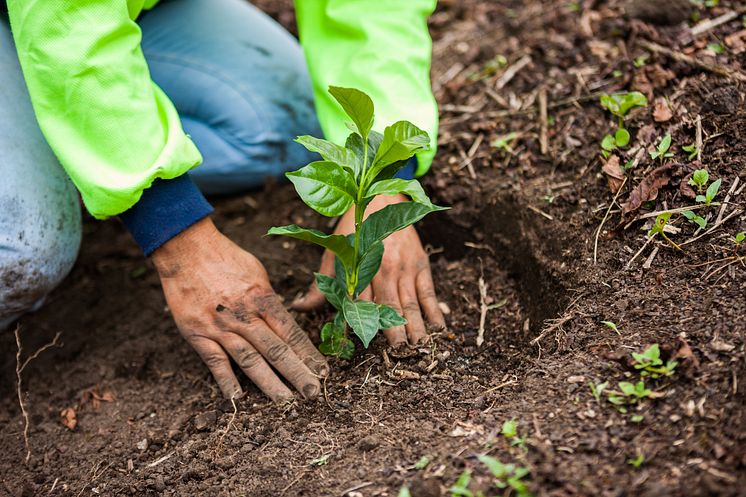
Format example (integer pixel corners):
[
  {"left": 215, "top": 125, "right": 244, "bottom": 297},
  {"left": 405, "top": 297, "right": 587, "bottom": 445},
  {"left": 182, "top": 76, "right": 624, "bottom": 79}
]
[{"left": 1, "top": 1, "right": 745, "bottom": 496}]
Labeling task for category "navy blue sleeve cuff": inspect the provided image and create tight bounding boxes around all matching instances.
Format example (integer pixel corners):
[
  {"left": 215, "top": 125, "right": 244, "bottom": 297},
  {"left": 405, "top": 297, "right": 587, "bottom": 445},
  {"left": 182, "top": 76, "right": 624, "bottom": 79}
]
[
  {"left": 394, "top": 157, "right": 417, "bottom": 180},
  {"left": 119, "top": 174, "right": 214, "bottom": 256}
]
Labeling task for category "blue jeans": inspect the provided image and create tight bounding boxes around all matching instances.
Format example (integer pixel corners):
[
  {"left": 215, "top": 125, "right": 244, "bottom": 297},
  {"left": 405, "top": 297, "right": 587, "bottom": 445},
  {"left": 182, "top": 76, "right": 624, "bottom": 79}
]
[{"left": 0, "top": 0, "right": 322, "bottom": 327}]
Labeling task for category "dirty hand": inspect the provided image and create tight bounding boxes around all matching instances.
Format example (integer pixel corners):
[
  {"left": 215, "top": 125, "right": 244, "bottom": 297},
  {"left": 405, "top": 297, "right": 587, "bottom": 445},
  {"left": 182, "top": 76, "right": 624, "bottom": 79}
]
[
  {"left": 293, "top": 193, "right": 446, "bottom": 347},
  {"left": 151, "top": 217, "right": 329, "bottom": 401}
]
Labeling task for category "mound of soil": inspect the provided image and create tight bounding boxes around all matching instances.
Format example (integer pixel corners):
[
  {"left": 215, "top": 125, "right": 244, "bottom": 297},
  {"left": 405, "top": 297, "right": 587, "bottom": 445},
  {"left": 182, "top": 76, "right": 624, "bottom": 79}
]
[{"left": 1, "top": 1, "right": 745, "bottom": 496}]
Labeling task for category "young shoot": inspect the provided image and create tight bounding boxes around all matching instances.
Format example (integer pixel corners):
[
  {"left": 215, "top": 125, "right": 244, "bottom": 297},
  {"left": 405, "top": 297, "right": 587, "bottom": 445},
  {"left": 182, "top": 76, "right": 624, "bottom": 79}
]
[
  {"left": 501, "top": 419, "right": 527, "bottom": 450},
  {"left": 648, "top": 212, "right": 682, "bottom": 251},
  {"left": 631, "top": 344, "right": 677, "bottom": 378},
  {"left": 599, "top": 92, "right": 648, "bottom": 157},
  {"left": 606, "top": 380, "right": 652, "bottom": 413},
  {"left": 697, "top": 178, "right": 721, "bottom": 206},
  {"left": 649, "top": 134, "right": 674, "bottom": 163},
  {"left": 688, "top": 169, "right": 709, "bottom": 193},
  {"left": 682, "top": 143, "right": 699, "bottom": 161},
  {"left": 682, "top": 210, "right": 707, "bottom": 230},
  {"left": 268, "top": 86, "right": 447, "bottom": 359}
]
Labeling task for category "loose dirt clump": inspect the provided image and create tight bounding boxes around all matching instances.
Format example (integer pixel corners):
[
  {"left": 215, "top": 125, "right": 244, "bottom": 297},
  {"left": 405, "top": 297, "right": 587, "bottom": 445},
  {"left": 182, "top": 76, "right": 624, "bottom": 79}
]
[{"left": 1, "top": 1, "right": 745, "bottom": 496}]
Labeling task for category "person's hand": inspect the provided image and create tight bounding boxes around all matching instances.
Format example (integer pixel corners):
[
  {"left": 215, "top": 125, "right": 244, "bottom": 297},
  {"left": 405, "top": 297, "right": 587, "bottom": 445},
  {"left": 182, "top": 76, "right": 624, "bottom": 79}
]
[
  {"left": 292, "top": 194, "right": 446, "bottom": 347},
  {"left": 151, "top": 217, "right": 329, "bottom": 401}
]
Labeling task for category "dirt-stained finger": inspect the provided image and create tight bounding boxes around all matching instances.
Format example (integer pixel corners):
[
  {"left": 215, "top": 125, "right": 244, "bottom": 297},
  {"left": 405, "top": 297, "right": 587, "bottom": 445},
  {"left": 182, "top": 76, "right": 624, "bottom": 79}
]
[
  {"left": 373, "top": 277, "right": 407, "bottom": 347},
  {"left": 253, "top": 294, "right": 329, "bottom": 378},
  {"left": 230, "top": 318, "right": 321, "bottom": 400},
  {"left": 220, "top": 333, "right": 294, "bottom": 402},
  {"left": 416, "top": 267, "right": 446, "bottom": 330},
  {"left": 399, "top": 277, "right": 427, "bottom": 345},
  {"left": 190, "top": 336, "right": 243, "bottom": 399}
]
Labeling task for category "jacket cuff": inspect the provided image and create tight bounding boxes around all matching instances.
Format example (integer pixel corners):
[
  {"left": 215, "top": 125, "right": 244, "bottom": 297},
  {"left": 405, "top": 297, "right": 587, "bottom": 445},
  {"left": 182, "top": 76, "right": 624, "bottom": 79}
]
[
  {"left": 394, "top": 157, "right": 416, "bottom": 180},
  {"left": 119, "top": 174, "right": 213, "bottom": 256}
]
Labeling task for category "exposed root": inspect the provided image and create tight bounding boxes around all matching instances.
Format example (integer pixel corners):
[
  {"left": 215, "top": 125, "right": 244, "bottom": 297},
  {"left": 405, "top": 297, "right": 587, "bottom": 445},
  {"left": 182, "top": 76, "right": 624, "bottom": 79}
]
[{"left": 15, "top": 326, "right": 62, "bottom": 464}]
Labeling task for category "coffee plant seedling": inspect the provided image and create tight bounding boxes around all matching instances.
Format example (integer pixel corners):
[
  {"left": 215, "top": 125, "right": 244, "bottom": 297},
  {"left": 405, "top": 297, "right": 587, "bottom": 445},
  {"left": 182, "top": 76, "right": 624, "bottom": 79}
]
[
  {"left": 628, "top": 453, "right": 645, "bottom": 468},
  {"left": 632, "top": 344, "right": 677, "bottom": 378},
  {"left": 735, "top": 232, "right": 745, "bottom": 246},
  {"left": 649, "top": 134, "right": 674, "bottom": 163},
  {"left": 599, "top": 92, "right": 648, "bottom": 157},
  {"left": 688, "top": 169, "right": 709, "bottom": 193},
  {"left": 268, "top": 86, "right": 447, "bottom": 359}
]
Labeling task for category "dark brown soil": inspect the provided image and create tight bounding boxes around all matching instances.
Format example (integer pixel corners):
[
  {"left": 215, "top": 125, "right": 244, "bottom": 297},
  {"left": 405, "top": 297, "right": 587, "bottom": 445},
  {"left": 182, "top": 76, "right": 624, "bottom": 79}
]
[{"left": 2, "top": 1, "right": 746, "bottom": 496}]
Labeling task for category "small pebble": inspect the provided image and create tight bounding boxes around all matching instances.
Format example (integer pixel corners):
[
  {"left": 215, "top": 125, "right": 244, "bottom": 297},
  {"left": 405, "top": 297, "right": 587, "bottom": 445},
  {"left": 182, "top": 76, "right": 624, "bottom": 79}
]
[{"left": 136, "top": 439, "right": 148, "bottom": 451}]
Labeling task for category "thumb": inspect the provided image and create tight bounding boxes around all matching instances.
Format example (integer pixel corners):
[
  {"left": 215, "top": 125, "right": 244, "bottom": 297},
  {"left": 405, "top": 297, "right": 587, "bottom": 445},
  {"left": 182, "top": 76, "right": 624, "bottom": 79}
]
[{"left": 291, "top": 250, "right": 335, "bottom": 312}]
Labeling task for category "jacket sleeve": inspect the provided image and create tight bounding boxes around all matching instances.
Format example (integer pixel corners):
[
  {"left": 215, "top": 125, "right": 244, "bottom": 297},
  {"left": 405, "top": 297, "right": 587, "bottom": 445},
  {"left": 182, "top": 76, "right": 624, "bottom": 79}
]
[
  {"left": 7, "top": 0, "right": 203, "bottom": 219},
  {"left": 294, "top": 0, "right": 439, "bottom": 176}
]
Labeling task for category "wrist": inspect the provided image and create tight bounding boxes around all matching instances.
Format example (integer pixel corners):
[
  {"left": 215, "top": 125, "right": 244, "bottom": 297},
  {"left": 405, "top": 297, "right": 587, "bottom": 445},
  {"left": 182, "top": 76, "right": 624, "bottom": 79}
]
[{"left": 152, "top": 217, "right": 218, "bottom": 272}]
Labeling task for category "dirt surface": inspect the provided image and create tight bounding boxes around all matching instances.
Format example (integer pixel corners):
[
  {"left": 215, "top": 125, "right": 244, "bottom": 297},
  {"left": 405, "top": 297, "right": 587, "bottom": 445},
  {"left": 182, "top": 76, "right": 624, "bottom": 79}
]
[{"left": 2, "top": 1, "right": 746, "bottom": 496}]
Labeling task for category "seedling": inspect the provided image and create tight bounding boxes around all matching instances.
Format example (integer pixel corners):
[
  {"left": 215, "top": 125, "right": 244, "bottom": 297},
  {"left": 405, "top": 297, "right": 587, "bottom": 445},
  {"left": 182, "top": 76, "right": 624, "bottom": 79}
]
[
  {"left": 631, "top": 344, "right": 677, "bottom": 378},
  {"left": 697, "top": 178, "right": 721, "bottom": 206},
  {"left": 606, "top": 380, "right": 652, "bottom": 413},
  {"left": 633, "top": 53, "right": 650, "bottom": 68},
  {"left": 501, "top": 419, "right": 527, "bottom": 450},
  {"left": 649, "top": 134, "right": 674, "bottom": 163},
  {"left": 398, "top": 487, "right": 412, "bottom": 497},
  {"left": 682, "top": 210, "right": 707, "bottom": 229},
  {"left": 599, "top": 92, "right": 648, "bottom": 157},
  {"left": 707, "top": 43, "right": 725, "bottom": 55},
  {"left": 589, "top": 381, "right": 609, "bottom": 404},
  {"left": 491, "top": 132, "right": 518, "bottom": 153},
  {"left": 648, "top": 212, "right": 682, "bottom": 251},
  {"left": 450, "top": 457, "right": 532, "bottom": 497},
  {"left": 628, "top": 453, "right": 645, "bottom": 468},
  {"left": 682, "top": 143, "right": 699, "bottom": 161},
  {"left": 601, "top": 320, "right": 621, "bottom": 335},
  {"left": 414, "top": 456, "right": 431, "bottom": 470},
  {"left": 268, "top": 87, "right": 447, "bottom": 358},
  {"left": 735, "top": 232, "right": 745, "bottom": 245},
  {"left": 688, "top": 169, "right": 709, "bottom": 193}
]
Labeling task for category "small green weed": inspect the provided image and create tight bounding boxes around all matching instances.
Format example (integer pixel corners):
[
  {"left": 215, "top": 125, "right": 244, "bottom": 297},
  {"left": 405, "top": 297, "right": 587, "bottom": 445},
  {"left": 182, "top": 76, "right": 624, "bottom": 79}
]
[
  {"left": 649, "top": 134, "right": 674, "bottom": 163},
  {"left": 501, "top": 419, "right": 527, "bottom": 450},
  {"left": 682, "top": 210, "right": 707, "bottom": 229},
  {"left": 648, "top": 212, "right": 682, "bottom": 251},
  {"left": 682, "top": 143, "right": 699, "bottom": 161},
  {"left": 688, "top": 169, "right": 709, "bottom": 193},
  {"left": 589, "top": 381, "right": 609, "bottom": 404},
  {"left": 606, "top": 380, "right": 652, "bottom": 413},
  {"left": 632, "top": 344, "right": 678, "bottom": 378},
  {"left": 601, "top": 320, "right": 621, "bottom": 335},
  {"left": 599, "top": 92, "right": 648, "bottom": 157},
  {"left": 697, "top": 178, "right": 721, "bottom": 206}
]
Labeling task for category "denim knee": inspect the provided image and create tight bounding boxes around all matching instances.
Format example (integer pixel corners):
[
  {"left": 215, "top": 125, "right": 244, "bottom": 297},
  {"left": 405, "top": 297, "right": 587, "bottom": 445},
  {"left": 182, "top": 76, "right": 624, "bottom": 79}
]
[{"left": 0, "top": 188, "right": 81, "bottom": 327}]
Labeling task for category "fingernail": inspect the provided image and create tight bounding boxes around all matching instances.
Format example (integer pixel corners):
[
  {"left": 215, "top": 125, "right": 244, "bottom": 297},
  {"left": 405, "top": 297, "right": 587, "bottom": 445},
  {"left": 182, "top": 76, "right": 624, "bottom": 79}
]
[
  {"left": 318, "top": 364, "right": 330, "bottom": 378},
  {"left": 302, "top": 383, "right": 320, "bottom": 399}
]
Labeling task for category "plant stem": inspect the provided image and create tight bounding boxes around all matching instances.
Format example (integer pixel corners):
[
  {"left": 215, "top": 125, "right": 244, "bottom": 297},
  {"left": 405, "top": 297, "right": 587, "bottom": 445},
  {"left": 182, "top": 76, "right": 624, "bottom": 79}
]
[{"left": 348, "top": 137, "right": 370, "bottom": 296}]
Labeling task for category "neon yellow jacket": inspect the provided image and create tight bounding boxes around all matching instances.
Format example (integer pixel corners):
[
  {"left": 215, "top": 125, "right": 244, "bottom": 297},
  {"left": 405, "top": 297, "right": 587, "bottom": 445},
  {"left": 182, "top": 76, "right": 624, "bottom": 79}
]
[{"left": 7, "top": 0, "right": 438, "bottom": 219}]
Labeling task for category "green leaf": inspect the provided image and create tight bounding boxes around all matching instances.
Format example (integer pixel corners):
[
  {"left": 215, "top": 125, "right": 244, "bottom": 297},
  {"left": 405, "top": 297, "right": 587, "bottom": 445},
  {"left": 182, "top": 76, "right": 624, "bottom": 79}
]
[
  {"left": 267, "top": 225, "right": 354, "bottom": 270},
  {"left": 450, "top": 471, "right": 473, "bottom": 497},
  {"left": 706, "top": 178, "right": 721, "bottom": 203},
  {"left": 360, "top": 202, "right": 448, "bottom": 255},
  {"left": 600, "top": 92, "right": 648, "bottom": 118},
  {"left": 364, "top": 178, "right": 432, "bottom": 206},
  {"left": 397, "top": 487, "right": 412, "bottom": 497},
  {"left": 682, "top": 210, "right": 707, "bottom": 229},
  {"left": 736, "top": 232, "right": 745, "bottom": 243},
  {"left": 378, "top": 304, "right": 407, "bottom": 329},
  {"left": 601, "top": 134, "right": 617, "bottom": 151},
  {"left": 615, "top": 128, "right": 631, "bottom": 147},
  {"left": 315, "top": 273, "right": 347, "bottom": 310},
  {"left": 658, "top": 134, "right": 672, "bottom": 155},
  {"left": 368, "top": 121, "right": 430, "bottom": 181},
  {"left": 286, "top": 161, "right": 358, "bottom": 217},
  {"left": 690, "top": 169, "right": 709, "bottom": 189},
  {"left": 355, "top": 240, "right": 384, "bottom": 295},
  {"left": 501, "top": 419, "right": 518, "bottom": 438},
  {"left": 477, "top": 455, "right": 509, "bottom": 479},
  {"left": 295, "top": 135, "right": 358, "bottom": 174},
  {"left": 619, "top": 381, "right": 636, "bottom": 396},
  {"left": 328, "top": 86, "right": 374, "bottom": 141},
  {"left": 319, "top": 321, "right": 355, "bottom": 360},
  {"left": 342, "top": 300, "right": 380, "bottom": 348}
]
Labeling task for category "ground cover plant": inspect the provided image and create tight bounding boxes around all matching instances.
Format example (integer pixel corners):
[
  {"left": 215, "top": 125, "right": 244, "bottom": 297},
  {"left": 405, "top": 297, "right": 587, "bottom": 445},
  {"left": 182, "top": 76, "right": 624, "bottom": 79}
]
[{"left": 268, "top": 86, "right": 446, "bottom": 358}]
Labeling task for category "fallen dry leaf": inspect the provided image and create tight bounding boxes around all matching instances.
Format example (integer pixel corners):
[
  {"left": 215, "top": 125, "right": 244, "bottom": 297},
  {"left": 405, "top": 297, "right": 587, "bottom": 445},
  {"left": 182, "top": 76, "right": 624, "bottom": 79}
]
[
  {"left": 60, "top": 407, "right": 77, "bottom": 431},
  {"left": 602, "top": 155, "right": 625, "bottom": 194},
  {"left": 653, "top": 98, "right": 673, "bottom": 122},
  {"left": 621, "top": 164, "right": 676, "bottom": 220},
  {"left": 80, "top": 385, "right": 116, "bottom": 410}
]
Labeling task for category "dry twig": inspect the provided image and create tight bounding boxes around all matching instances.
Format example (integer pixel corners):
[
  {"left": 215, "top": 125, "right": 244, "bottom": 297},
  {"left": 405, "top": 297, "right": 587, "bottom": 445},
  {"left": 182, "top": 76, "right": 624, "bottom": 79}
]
[
  {"left": 594, "top": 176, "right": 628, "bottom": 264},
  {"left": 639, "top": 40, "right": 746, "bottom": 82},
  {"left": 15, "top": 327, "right": 61, "bottom": 464}
]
